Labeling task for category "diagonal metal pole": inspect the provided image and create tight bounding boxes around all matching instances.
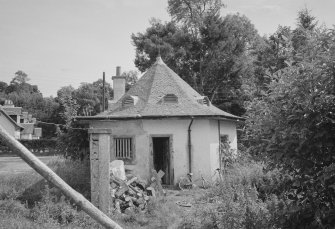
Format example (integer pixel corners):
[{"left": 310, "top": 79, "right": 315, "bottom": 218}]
[{"left": 0, "top": 125, "right": 122, "bottom": 229}]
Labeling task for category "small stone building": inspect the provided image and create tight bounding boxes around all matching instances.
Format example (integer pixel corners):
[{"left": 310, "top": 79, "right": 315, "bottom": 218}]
[{"left": 79, "top": 57, "right": 242, "bottom": 187}]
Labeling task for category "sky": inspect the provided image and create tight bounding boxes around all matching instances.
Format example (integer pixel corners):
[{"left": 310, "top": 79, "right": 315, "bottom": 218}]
[{"left": 0, "top": 0, "right": 334, "bottom": 97}]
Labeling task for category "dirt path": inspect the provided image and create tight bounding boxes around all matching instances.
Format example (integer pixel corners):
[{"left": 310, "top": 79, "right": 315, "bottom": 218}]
[{"left": 162, "top": 189, "right": 208, "bottom": 228}]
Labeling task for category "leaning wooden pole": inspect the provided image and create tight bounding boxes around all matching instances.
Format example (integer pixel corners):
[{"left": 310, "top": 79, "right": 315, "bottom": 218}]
[{"left": 0, "top": 125, "right": 122, "bottom": 229}]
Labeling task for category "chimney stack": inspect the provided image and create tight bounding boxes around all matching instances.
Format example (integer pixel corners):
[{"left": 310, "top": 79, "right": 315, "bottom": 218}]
[
  {"left": 4, "top": 100, "right": 14, "bottom": 107},
  {"left": 112, "top": 66, "right": 126, "bottom": 102}
]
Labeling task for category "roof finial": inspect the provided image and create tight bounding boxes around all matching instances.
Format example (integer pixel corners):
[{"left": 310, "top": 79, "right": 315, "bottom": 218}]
[
  {"left": 156, "top": 45, "right": 164, "bottom": 64},
  {"left": 156, "top": 54, "right": 164, "bottom": 64},
  {"left": 155, "top": 38, "right": 164, "bottom": 64}
]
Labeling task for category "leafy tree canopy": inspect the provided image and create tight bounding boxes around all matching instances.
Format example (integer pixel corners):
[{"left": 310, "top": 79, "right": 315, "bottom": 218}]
[
  {"left": 245, "top": 12, "right": 335, "bottom": 225},
  {"left": 121, "top": 70, "right": 139, "bottom": 91},
  {"left": 132, "top": 0, "right": 259, "bottom": 115}
]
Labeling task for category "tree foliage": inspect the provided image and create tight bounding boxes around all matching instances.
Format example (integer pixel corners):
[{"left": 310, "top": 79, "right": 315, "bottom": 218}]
[
  {"left": 168, "top": 0, "right": 224, "bottom": 36},
  {"left": 0, "top": 71, "right": 59, "bottom": 122},
  {"left": 10, "top": 70, "right": 30, "bottom": 85},
  {"left": 0, "top": 81, "right": 8, "bottom": 93},
  {"left": 245, "top": 18, "right": 335, "bottom": 226},
  {"left": 121, "top": 70, "right": 139, "bottom": 91},
  {"left": 132, "top": 1, "right": 259, "bottom": 115}
]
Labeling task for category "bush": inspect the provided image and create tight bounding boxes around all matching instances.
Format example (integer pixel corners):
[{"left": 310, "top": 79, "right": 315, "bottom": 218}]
[
  {"left": 244, "top": 26, "right": 335, "bottom": 227},
  {"left": 19, "top": 139, "right": 57, "bottom": 151},
  {"left": 181, "top": 161, "right": 290, "bottom": 229}
]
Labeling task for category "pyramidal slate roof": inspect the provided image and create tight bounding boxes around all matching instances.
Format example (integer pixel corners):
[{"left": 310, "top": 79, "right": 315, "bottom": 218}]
[{"left": 79, "top": 56, "right": 242, "bottom": 121}]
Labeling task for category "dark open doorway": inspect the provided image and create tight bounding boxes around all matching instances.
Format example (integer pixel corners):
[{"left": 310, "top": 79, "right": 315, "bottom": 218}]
[{"left": 152, "top": 137, "right": 171, "bottom": 185}]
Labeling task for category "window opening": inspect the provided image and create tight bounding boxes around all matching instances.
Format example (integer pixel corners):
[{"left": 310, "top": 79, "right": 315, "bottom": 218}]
[
  {"left": 122, "top": 96, "right": 139, "bottom": 108},
  {"left": 163, "top": 94, "right": 178, "bottom": 103},
  {"left": 220, "top": 135, "right": 229, "bottom": 144},
  {"left": 122, "top": 97, "right": 134, "bottom": 107},
  {"left": 196, "top": 96, "right": 210, "bottom": 106},
  {"left": 114, "top": 137, "right": 133, "bottom": 159}
]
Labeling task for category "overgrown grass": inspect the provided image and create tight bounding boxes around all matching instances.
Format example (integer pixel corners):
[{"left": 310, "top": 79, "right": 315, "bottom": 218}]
[
  {"left": 0, "top": 156, "right": 99, "bottom": 229},
  {"left": 180, "top": 162, "right": 291, "bottom": 229},
  {"left": 0, "top": 156, "right": 300, "bottom": 228},
  {"left": 0, "top": 156, "right": 181, "bottom": 229}
]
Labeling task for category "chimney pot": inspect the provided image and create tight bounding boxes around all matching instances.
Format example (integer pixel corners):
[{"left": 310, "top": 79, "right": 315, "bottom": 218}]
[
  {"left": 112, "top": 66, "right": 126, "bottom": 102},
  {"left": 116, "top": 66, "right": 121, "bottom": 76}
]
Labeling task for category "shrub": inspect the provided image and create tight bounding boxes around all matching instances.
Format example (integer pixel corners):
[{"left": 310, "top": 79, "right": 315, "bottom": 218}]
[
  {"left": 182, "top": 161, "right": 291, "bottom": 229},
  {"left": 19, "top": 139, "right": 57, "bottom": 151},
  {"left": 244, "top": 26, "right": 335, "bottom": 227}
]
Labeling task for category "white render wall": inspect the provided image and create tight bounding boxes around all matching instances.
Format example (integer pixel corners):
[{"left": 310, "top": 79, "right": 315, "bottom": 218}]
[
  {"left": 89, "top": 118, "right": 237, "bottom": 184},
  {"left": 90, "top": 120, "right": 149, "bottom": 180},
  {"left": 208, "top": 120, "right": 237, "bottom": 180},
  {"left": 143, "top": 119, "right": 213, "bottom": 183}
]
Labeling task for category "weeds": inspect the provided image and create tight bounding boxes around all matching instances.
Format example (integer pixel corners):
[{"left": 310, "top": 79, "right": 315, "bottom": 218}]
[
  {"left": 0, "top": 156, "right": 298, "bottom": 228},
  {"left": 182, "top": 162, "right": 291, "bottom": 229},
  {"left": 0, "top": 157, "right": 97, "bottom": 229},
  {"left": 0, "top": 156, "right": 180, "bottom": 229}
]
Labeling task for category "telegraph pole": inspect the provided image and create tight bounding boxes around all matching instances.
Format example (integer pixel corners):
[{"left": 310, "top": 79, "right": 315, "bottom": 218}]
[{"left": 102, "top": 72, "right": 105, "bottom": 112}]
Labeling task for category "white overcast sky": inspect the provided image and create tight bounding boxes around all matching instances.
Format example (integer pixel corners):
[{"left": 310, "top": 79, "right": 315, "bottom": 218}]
[{"left": 0, "top": 0, "right": 334, "bottom": 97}]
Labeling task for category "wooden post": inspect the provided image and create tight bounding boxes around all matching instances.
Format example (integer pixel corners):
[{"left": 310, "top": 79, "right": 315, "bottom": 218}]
[
  {"left": 0, "top": 125, "right": 122, "bottom": 229},
  {"left": 89, "top": 128, "right": 112, "bottom": 214}
]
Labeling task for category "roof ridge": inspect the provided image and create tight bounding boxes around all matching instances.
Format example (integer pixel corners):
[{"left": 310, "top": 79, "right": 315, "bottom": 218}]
[
  {"left": 137, "top": 63, "right": 158, "bottom": 114},
  {"left": 143, "top": 63, "right": 158, "bottom": 102}
]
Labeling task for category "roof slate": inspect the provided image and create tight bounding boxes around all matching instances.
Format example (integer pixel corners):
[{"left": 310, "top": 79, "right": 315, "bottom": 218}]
[
  {"left": 81, "top": 57, "right": 241, "bottom": 121},
  {"left": 21, "top": 123, "right": 35, "bottom": 134}
]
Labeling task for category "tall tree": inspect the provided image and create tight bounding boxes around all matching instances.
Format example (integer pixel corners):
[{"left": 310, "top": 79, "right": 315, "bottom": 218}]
[
  {"left": 292, "top": 8, "right": 317, "bottom": 51},
  {"left": 74, "top": 80, "right": 112, "bottom": 116},
  {"left": 0, "top": 81, "right": 7, "bottom": 93},
  {"left": 249, "top": 26, "right": 294, "bottom": 97},
  {"left": 5, "top": 71, "right": 39, "bottom": 94},
  {"left": 57, "top": 90, "right": 79, "bottom": 128},
  {"left": 121, "top": 70, "right": 139, "bottom": 91},
  {"left": 132, "top": 2, "right": 259, "bottom": 115},
  {"left": 245, "top": 17, "right": 335, "bottom": 227},
  {"left": 10, "top": 70, "right": 30, "bottom": 85},
  {"left": 168, "top": 0, "right": 225, "bottom": 37}
]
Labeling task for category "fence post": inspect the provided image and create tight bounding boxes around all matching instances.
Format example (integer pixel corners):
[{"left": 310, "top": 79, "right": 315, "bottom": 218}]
[{"left": 89, "top": 128, "right": 112, "bottom": 214}]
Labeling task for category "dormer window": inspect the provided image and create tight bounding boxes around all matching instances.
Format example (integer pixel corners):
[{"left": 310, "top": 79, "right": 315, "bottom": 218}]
[
  {"left": 163, "top": 94, "right": 178, "bottom": 103},
  {"left": 122, "top": 96, "right": 138, "bottom": 108},
  {"left": 197, "top": 96, "right": 210, "bottom": 106}
]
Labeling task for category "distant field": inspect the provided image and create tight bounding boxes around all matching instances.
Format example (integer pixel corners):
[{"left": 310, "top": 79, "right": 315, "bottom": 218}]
[{"left": 0, "top": 156, "right": 55, "bottom": 174}]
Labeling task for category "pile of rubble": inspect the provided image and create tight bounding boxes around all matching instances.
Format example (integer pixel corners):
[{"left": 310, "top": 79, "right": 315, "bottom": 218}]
[{"left": 110, "top": 160, "right": 165, "bottom": 214}]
